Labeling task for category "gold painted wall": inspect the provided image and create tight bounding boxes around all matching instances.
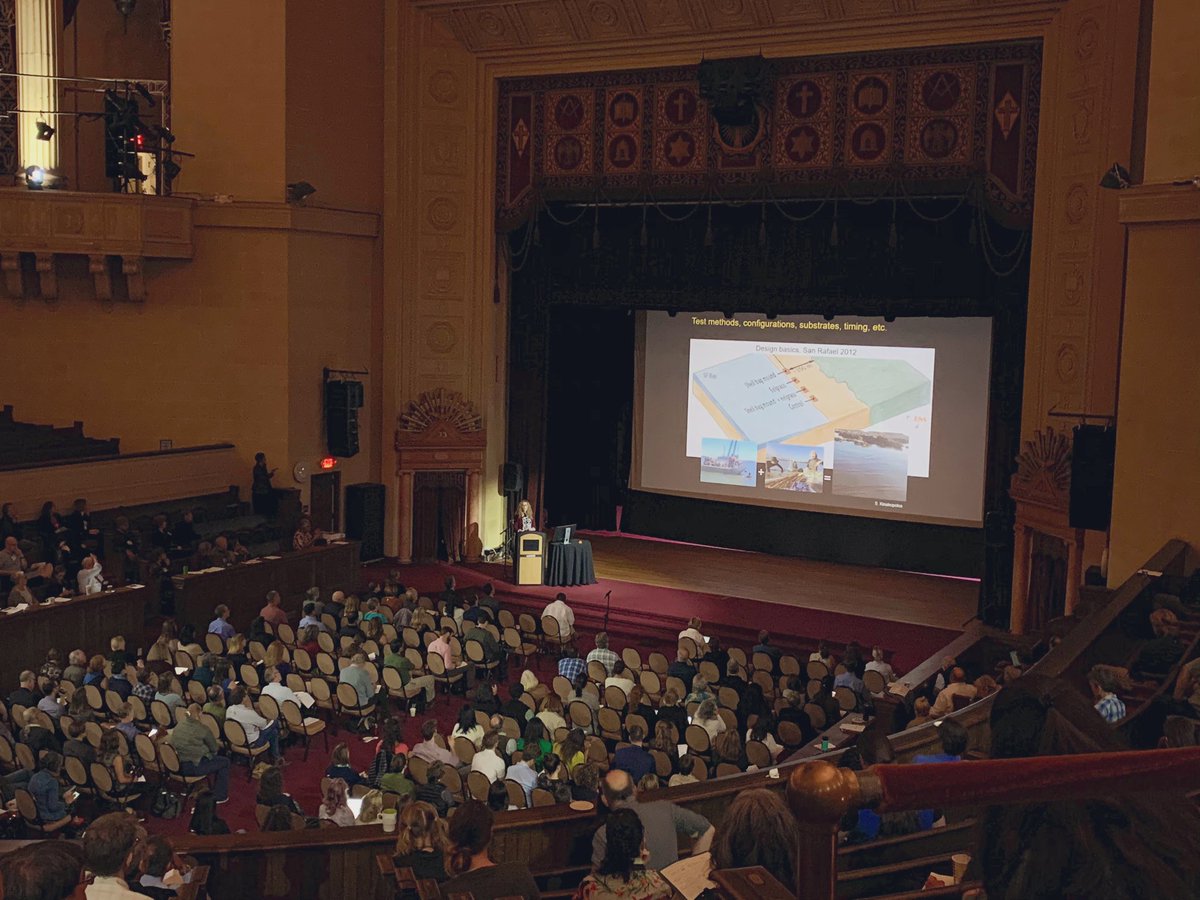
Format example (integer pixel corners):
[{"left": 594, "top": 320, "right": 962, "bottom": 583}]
[
  {"left": 1, "top": 219, "right": 291, "bottom": 495},
  {"left": 1109, "top": 0, "right": 1200, "bottom": 581},
  {"left": 171, "top": 0, "right": 287, "bottom": 202},
  {"left": 1143, "top": 0, "right": 1200, "bottom": 183}
]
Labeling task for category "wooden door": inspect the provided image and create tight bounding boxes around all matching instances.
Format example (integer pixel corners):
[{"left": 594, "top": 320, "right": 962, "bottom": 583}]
[{"left": 309, "top": 472, "right": 341, "bottom": 533}]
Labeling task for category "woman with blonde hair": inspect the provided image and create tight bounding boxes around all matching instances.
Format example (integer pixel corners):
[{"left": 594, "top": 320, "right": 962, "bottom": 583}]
[
  {"left": 515, "top": 500, "right": 535, "bottom": 533},
  {"left": 356, "top": 789, "right": 384, "bottom": 824},
  {"left": 263, "top": 640, "right": 291, "bottom": 678},
  {"left": 537, "top": 694, "right": 566, "bottom": 734},
  {"left": 695, "top": 699, "right": 725, "bottom": 742},
  {"left": 650, "top": 721, "right": 680, "bottom": 769},
  {"left": 393, "top": 800, "right": 450, "bottom": 883}
]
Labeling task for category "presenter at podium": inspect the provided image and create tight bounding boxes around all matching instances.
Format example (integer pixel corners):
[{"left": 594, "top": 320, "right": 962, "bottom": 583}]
[{"left": 515, "top": 499, "right": 536, "bottom": 534}]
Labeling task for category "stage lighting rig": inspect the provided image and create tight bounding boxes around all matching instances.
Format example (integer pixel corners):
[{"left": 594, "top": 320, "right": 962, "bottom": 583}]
[
  {"left": 25, "top": 166, "right": 45, "bottom": 190},
  {"left": 287, "top": 181, "right": 317, "bottom": 205},
  {"left": 35, "top": 120, "right": 55, "bottom": 141}
]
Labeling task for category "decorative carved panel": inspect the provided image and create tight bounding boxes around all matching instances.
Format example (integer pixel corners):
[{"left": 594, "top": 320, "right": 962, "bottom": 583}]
[
  {"left": 0, "top": 192, "right": 193, "bottom": 300},
  {"left": 1010, "top": 425, "right": 1071, "bottom": 512}
]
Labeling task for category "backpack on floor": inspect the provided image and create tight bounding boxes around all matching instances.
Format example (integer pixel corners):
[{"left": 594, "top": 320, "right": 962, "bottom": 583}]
[{"left": 151, "top": 789, "right": 182, "bottom": 819}]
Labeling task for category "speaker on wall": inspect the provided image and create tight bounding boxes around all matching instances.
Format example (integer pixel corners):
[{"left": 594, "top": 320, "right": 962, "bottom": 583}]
[
  {"left": 503, "top": 462, "right": 524, "bottom": 494},
  {"left": 345, "top": 482, "right": 385, "bottom": 560},
  {"left": 1069, "top": 424, "right": 1116, "bottom": 531},
  {"left": 325, "top": 381, "right": 361, "bottom": 458}
]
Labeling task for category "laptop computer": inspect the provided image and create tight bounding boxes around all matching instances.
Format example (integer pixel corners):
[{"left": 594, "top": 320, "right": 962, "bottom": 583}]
[{"left": 551, "top": 524, "right": 576, "bottom": 543}]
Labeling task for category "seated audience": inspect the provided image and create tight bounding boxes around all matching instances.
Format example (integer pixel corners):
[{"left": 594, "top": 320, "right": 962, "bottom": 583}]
[
  {"left": 339, "top": 653, "right": 377, "bottom": 709},
  {"left": 207, "top": 605, "right": 236, "bottom": 640},
  {"left": 168, "top": 706, "right": 230, "bottom": 803},
  {"left": 442, "top": 801, "right": 541, "bottom": 899},
  {"left": 76, "top": 554, "right": 104, "bottom": 595},
  {"left": 612, "top": 724, "right": 654, "bottom": 783},
  {"left": 678, "top": 617, "right": 708, "bottom": 650},
  {"left": 135, "top": 834, "right": 193, "bottom": 898},
  {"left": 260, "top": 591, "right": 289, "bottom": 629},
  {"left": 906, "top": 696, "right": 934, "bottom": 729},
  {"left": 578, "top": 807, "right": 673, "bottom": 899},
  {"left": 293, "top": 518, "right": 320, "bottom": 551},
  {"left": 225, "top": 686, "right": 282, "bottom": 762},
  {"left": 865, "top": 646, "right": 896, "bottom": 682},
  {"left": 694, "top": 699, "right": 725, "bottom": 742},
  {"left": 471, "top": 731, "right": 508, "bottom": 783},
  {"left": 0, "top": 840, "right": 83, "bottom": 900},
  {"left": 586, "top": 632, "right": 619, "bottom": 676},
  {"left": 752, "top": 630, "right": 782, "bottom": 668},
  {"left": 542, "top": 592, "right": 576, "bottom": 640},
  {"left": 929, "top": 666, "right": 977, "bottom": 718},
  {"left": 914, "top": 718, "right": 969, "bottom": 763},
  {"left": 257, "top": 765, "right": 304, "bottom": 816},
  {"left": 505, "top": 754, "right": 539, "bottom": 806},
  {"left": 666, "top": 650, "right": 696, "bottom": 692},
  {"left": 412, "top": 719, "right": 461, "bottom": 768},
  {"left": 326, "top": 742, "right": 366, "bottom": 787},
  {"left": 189, "top": 790, "right": 230, "bottom": 835},
  {"left": 29, "top": 752, "right": 78, "bottom": 829},
  {"left": 668, "top": 755, "right": 698, "bottom": 787},
  {"left": 656, "top": 690, "right": 688, "bottom": 740},
  {"left": 415, "top": 762, "right": 454, "bottom": 817},
  {"left": 380, "top": 754, "right": 415, "bottom": 798},
  {"left": 83, "top": 812, "right": 144, "bottom": 896},
  {"left": 62, "top": 649, "right": 87, "bottom": 687},
  {"left": 451, "top": 705, "right": 485, "bottom": 750},
  {"left": 536, "top": 695, "right": 567, "bottom": 734},
  {"left": 8, "top": 571, "right": 35, "bottom": 606},
  {"left": 393, "top": 800, "right": 449, "bottom": 884},
  {"left": 592, "top": 769, "right": 713, "bottom": 872},
  {"left": 319, "top": 777, "right": 355, "bottom": 826},
  {"left": 501, "top": 682, "right": 534, "bottom": 723},
  {"left": 1133, "top": 609, "right": 1185, "bottom": 677}
]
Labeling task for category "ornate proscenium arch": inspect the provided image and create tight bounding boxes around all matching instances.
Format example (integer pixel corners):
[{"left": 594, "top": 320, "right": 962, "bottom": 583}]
[{"left": 395, "top": 389, "right": 486, "bottom": 565}]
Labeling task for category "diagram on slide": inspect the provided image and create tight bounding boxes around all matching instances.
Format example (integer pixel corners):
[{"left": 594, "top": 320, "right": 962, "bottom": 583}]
[{"left": 687, "top": 339, "right": 935, "bottom": 477}]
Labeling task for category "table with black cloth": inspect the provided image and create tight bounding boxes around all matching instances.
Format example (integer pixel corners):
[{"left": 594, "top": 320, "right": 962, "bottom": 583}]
[
  {"left": 171, "top": 541, "right": 360, "bottom": 631},
  {"left": 0, "top": 586, "right": 147, "bottom": 691},
  {"left": 545, "top": 539, "right": 597, "bottom": 587}
]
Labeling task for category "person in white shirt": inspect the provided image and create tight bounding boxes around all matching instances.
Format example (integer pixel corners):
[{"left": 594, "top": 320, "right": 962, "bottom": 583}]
[
  {"left": 865, "top": 646, "right": 896, "bottom": 683},
  {"left": 226, "top": 686, "right": 282, "bottom": 761},
  {"left": 603, "top": 660, "right": 637, "bottom": 697},
  {"left": 678, "top": 617, "right": 708, "bottom": 650},
  {"left": 929, "top": 667, "right": 978, "bottom": 718},
  {"left": 261, "top": 666, "right": 314, "bottom": 710},
  {"left": 542, "top": 593, "right": 575, "bottom": 638},
  {"left": 77, "top": 555, "right": 104, "bottom": 595},
  {"left": 83, "top": 811, "right": 145, "bottom": 899},
  {"left": 470, "top": 731, "right": 508, "bottom": 783}
]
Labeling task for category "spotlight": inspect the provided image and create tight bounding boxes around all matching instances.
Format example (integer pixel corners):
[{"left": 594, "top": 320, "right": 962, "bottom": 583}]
[
  {"left": 25, "top": 166, "right": 45, "bottom": 190},
  {"left": 286, "top": 181, "right": 317, "bottom": 204},
  {"left": 35, "top": 120, "right": 54, "bottom": 141},
  {"left": 152, "top": 124, "right": 176, "bottom": 144},
  {"left": 162, "top": 158, "right": 182, "bottom": 181},
  {"left": 1099, "top": 162, "right": 1131, "bottom": 190}
]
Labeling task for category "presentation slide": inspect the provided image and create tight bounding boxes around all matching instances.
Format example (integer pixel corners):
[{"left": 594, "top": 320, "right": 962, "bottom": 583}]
[{"left": 634, "top": 311, "right": 993, "bottom": 526}]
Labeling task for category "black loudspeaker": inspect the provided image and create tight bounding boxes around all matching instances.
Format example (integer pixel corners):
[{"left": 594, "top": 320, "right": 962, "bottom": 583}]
[
  {"left": 697, "top": 56, "right": 771, "bottom": 128},
  {"left": 325, "top": 381, "right": 360, "bottom": 458},
  {"left": 345, "top": 482, "right": 385, "bottom": 560},
  {"left": 1069, "top": 424, "right": 1116, "bottom": 531},
  {"left": 502, "top": 462, "right": 524, "bottom": 494}
]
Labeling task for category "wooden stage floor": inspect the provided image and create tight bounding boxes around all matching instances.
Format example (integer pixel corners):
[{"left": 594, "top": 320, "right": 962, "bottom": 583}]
[{"left": 584, "top": 533, "right": 979, "bottom": 631}]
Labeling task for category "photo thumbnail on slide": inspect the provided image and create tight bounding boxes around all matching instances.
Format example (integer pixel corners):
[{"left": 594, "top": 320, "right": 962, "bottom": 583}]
[
  {"left": 699, "top": 438, "right": 757, "bottom": 487},
  {"left": 760, "top": 443, "right": 825, "bottom": 493},
  {"left": 687, "top": 339, "right": 934, "bottom": 479},
  {"left": 833, "top": 430, "right": 910, "bottom": 502}
]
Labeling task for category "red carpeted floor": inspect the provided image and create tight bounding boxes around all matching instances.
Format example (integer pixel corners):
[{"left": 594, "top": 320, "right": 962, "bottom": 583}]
[{"left": 144, "top": 556, "right": 961, "bottom": 837}]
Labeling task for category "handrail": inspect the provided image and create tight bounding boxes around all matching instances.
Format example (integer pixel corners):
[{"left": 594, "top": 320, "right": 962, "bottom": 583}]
[{"left": 785, "top": 746, "right": 1200, "bottom": 899}]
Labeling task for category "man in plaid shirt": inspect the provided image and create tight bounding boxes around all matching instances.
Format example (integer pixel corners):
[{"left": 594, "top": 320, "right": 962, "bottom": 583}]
[
  {"left": 558, "top": 649, "right": 585, "bottom": 682},
  {"left": 1088, "top": 666, "right": 1126, "bottom": 723},
  {"left": 586, "top": 632, "right": 619, "bottom": 676}
]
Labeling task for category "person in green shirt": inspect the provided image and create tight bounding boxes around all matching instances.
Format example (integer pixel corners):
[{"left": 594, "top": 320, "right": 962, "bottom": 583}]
[
  {"left": 380, "top": 753, "right": 416, "bottom": 798},
  {"left": 384, "top": 639, "right": 436, "bottom": 703},
  {"left": 168, "top": 705, "right": 230, "bottom": 802},
  {"left": 202, "top": 685, "right": 227, "bottom": 722}
]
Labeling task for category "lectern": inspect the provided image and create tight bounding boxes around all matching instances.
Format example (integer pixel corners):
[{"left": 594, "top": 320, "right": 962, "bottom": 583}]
[{"left": 515, "top": 532, "right": 545, "bottom": 585}]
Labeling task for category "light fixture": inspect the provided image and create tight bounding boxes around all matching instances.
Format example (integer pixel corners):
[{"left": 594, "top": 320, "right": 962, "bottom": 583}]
[
  {"left": 25, "top": 166, "right": 45, "bottom": 190},
  {"left": 723, "top": 310, "right": 734, "bottom": 320},
  {"left": 35, "top": 120, "right": 54, "bottom": 141},
  {"left": 1099, "top": 162, "right": 1131, "bottom": 190},
  {"left": 822, "top": 311, "right": 835, "bottom": 322},
  {"left": 286, "top": 181, "right": 317, "bottom": 204},
  {"left": 667, "top": 309, "right": 678, "bottom": 318}
]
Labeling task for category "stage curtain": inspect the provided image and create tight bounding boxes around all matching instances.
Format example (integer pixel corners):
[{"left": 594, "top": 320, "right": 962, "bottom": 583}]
[
  {"left": 412, "top": 472, "right": 466, "bottom": 562},
  {"left": 438, "top": 475, "right": 465, "bottom": 563},
  {"left": 1028, "top": 531, "right": 1067, "bottom": 631}
]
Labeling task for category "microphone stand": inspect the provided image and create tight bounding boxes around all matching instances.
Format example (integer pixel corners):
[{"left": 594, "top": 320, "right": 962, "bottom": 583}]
[{"left": 603, "top": 589, "right": 612, "bottom": 634}]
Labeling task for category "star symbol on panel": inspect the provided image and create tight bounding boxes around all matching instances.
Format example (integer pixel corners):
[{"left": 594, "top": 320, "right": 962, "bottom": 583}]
[
  {"left": 790, "top": 130, "right": 814, "bottom": 156},
  {"left": 665, "top": 130, "right": 695, "bottom": 167},
  {"left": 784, "top": 125, "right": 819, "bottom": 164}
]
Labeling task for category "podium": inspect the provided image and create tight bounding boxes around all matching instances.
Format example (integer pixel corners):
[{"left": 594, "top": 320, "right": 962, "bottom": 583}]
[{"left": 514, "top": 531, "right": 545, "bottom": 586}]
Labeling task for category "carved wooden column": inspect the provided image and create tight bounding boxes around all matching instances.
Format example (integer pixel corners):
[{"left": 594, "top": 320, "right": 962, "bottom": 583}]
[
  {"left": 398, "top": 469, "right": 414, "bottom": 565},
  {"left": 1009, "top": 427, "right": 1084, "bottom": 634},
  {"left": 395, "top": 389, "right": 485, "bottom": 567},
  {"left": 1010, "top": 524, "right": 1033, "bottom": 634}
]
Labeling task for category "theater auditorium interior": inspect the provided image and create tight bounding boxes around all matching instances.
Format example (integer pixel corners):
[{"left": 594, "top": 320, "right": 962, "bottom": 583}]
[{"left": 0, "top": 0, "right": 1198, "bottom": 898}]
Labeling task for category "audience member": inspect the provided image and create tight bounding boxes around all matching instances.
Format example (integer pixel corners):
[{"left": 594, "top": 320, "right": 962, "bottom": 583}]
[
  {"left": 710, "top": 789, "right": 801, "bottom": 895},
  {"left": 542, "top": 592, "right": 575, "bottom": 640},
  {"left": 77, "top": 554, "right": 104, "bottom": 595},
  {"left": 298, "top": 602, "right": 328, "bottom": 633},
  {"left": 667, "top": 650, "right": 696, "bottom": 692},
  {"left": 326, "top": 742, "right": 366, "bottom": 787},
  {"left": 752, "top": 630, "right": 782, "bottom": 668},
  {"left": 586, "top": 633, "right": 619, "bottom": 676},
  {"left": 412, "top": 719, "right": 461, "bottom": 768},
  {"left": 168, "top": 706, "right": 230, "bottom": 802},
  {"left": 471, "top": 731, "right": 507, "bottom": 783},
  {"left": 207, "top": 605, "right": 236, "bottom": 640},
  {"left": 393, "top": 801, "right": 449, "bottom": 884},
  {"left": 694, "top": 699, "right": 725, "bottom": 742},
  {"left": 189, "top": 790, "right": 229, "bottom": 835},
  {"left": 259, "top": 591, "right": 289, "bottom": 629},
  {"left": 1133, "top": 609, "right": 1185, "bottom": 677},
  {"left": 865, "top": 646, "right": 896, "bottom": 682},
  {"left": 339, "top": 653, "right": 377, "bottom": 709},
  {"left": 502, "top": 682, "right": 533, "bottom": 724},
  {"left": 29, "top": 752, "right": 78, "bottom": 830},
  {"left": 225, "top": 686, "right": 282, "bottom": 762},
  {"left": 592, "top": 769, "right": 713, "bottom": 872},
  {"left": 82, "top": 812, "right": 143, "bottom": 897},
  {"left": 414, "top": 762, "right": 454, "bottom": 817},
  {"left": 906, "top": 696, "right": 934, "bottom": 730},
  {"left": 442, "top": 801, "right": 541, "bottom": 899},
  {"left": 678, "top": 617, "right": 708, "bottom": 650},
  {"left": 668, "top": 755, "right": 698, "bottom": 787},
  {"left": 0, "top": 840, "right": 82, "bottom": 900},
  {"left": 319, "top": 777, "right": 355, "bottom": 826},
  {"left": 914, "top": 718, "right": 968, "bottom": 763},
  {"left": 578, "top": 807, "right": 673, "bottom": 899},
  {"left": 1088, "top": 665, "right": 1127, "bottom": 724},
  {"left": 612, "top": 724, "right": 654, "bottom": 782},
  {"left": 929, "top": 667, "right": 977, "bottom": 718},
  {"left": 451, "top": 705, "right": 485, "bottom": 750}
]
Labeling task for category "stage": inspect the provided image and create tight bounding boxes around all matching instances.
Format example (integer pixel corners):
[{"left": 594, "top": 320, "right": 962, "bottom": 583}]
[{"left": 383, "top": 532, "right": 978, "bottom": 672}]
